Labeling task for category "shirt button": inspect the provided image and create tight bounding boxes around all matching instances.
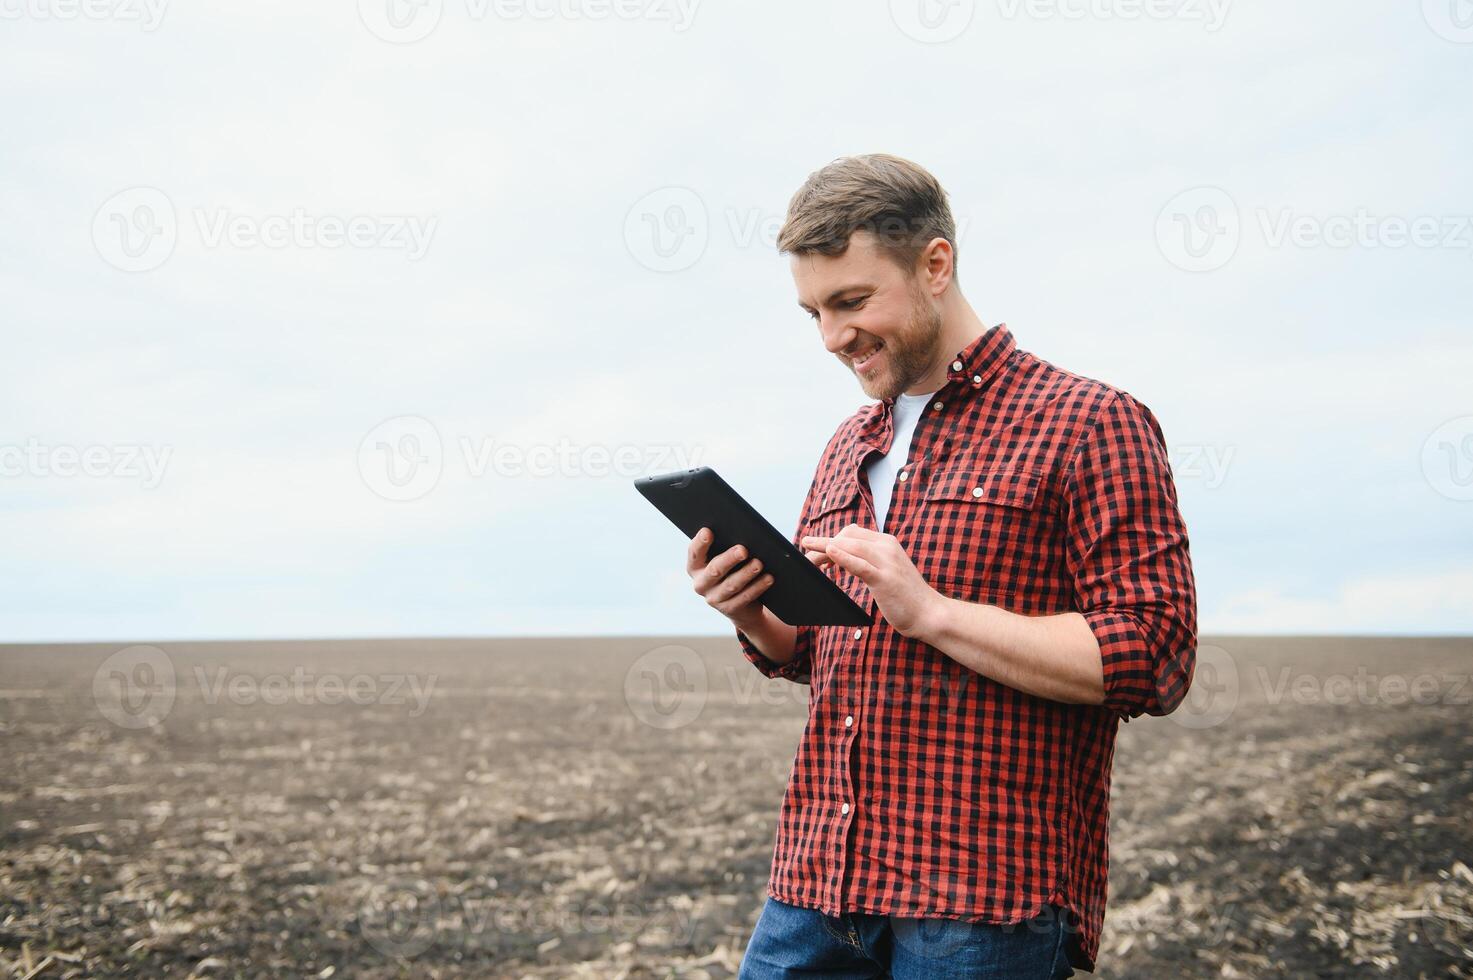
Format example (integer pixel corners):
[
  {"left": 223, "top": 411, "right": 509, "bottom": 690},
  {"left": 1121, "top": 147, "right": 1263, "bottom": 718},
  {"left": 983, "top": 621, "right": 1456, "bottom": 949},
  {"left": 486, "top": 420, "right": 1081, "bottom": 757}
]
[
  {"left": 897, "top": 471, "right": 908, "bottom": 482},
  {"left": 844, "top": 715, "right": 854, "bottom": 728},
  {"left": 972, "top": 375, "right": 982, "bottom": 384},
  {"left": 932, "top": 401, "right": 944, "bottom": 412},
  {"left": 841, "top": 803, "right": 851, "bottom": 815},
  {"left": 972, "top": 486, "right": 985, "bottom": 498},
  {"left": 853, "top": 628, "right": 863, "bottom": 639},
  {"left": 951, "top": 359, "right": 963, "bottom": 371}
]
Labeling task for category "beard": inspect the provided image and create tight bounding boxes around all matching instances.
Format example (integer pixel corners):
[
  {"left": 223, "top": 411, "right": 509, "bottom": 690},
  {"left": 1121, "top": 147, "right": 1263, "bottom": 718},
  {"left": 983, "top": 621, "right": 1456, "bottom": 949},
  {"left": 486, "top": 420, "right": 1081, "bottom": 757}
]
[{"left": 856, "top": 283, "right": 944, "bottom": 402}]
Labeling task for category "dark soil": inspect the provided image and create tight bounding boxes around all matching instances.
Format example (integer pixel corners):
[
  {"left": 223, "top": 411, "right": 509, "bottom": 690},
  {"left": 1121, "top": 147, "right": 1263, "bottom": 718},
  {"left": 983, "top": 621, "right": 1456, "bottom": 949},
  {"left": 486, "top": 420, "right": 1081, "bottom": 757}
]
[{"left": 1, "top": 635, "right": 1469, "bottom": 978}]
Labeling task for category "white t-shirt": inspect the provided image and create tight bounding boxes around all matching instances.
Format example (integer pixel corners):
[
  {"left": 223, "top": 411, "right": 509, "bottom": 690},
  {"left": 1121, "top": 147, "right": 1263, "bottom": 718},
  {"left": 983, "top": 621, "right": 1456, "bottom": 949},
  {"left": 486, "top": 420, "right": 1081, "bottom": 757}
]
[{"left": 865, "top": 389, "right": 938, "bottom": 531}]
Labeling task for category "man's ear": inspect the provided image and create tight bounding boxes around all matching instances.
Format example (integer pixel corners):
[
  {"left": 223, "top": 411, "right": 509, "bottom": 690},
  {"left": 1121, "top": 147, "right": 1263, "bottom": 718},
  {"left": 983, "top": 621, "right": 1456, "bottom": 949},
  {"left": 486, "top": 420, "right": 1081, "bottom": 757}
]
[{"left": 918, "top": 237, "right": 955, "bottom": 297}]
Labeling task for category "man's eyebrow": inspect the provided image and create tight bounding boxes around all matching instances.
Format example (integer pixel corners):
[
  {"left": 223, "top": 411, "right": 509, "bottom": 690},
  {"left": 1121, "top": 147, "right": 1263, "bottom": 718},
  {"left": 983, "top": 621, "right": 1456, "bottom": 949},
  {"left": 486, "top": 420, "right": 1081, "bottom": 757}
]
[{"left": 797, "top": 284, "right": 874, "bottom": 312}]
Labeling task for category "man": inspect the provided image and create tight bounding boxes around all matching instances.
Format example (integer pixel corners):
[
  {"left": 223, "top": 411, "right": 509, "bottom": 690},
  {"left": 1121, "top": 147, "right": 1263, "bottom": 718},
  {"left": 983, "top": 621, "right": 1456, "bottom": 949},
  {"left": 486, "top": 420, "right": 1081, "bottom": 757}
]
[{"left": 686, "top": 154, "right": 1197, "bottom": 978}]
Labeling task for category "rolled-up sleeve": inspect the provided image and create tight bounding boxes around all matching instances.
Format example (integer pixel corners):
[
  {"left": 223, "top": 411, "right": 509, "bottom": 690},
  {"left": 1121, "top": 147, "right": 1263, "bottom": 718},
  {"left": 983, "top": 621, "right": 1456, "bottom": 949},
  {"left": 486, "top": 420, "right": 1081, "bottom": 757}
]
[
  {"left": 737, "top": 622, "right": 815, "bottom": 683},
  {"left": 1064, "top": 391, "right": 1198, "bottom": 722}
]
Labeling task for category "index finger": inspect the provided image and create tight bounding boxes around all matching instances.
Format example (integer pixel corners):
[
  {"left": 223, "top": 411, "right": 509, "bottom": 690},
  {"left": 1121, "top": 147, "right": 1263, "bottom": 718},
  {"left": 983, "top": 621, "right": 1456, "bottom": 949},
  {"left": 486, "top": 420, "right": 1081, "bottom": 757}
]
[{"left": 801, "top": 523, "right": 873, "bottom": 548}]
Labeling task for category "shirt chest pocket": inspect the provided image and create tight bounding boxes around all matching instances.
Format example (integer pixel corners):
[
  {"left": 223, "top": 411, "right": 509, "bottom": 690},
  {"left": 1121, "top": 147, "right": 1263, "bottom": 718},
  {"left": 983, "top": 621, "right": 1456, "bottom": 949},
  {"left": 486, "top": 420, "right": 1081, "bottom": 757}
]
[
  {"left": 914, "top": 461, "right": 1048, "bottom": 601},
  {"left": 806, "top": 477, "right": 863, "bottom": 540},
  {"left": 801, "top": 477, "right": 868, "bottom": 601}
]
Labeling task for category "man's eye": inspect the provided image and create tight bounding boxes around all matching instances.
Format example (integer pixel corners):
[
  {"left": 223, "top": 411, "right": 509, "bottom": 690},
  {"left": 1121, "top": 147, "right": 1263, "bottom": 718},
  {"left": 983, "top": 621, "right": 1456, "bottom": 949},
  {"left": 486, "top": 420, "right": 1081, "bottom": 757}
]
[{"left": 842, "top": 297, "right": 866, "bottom": 310}]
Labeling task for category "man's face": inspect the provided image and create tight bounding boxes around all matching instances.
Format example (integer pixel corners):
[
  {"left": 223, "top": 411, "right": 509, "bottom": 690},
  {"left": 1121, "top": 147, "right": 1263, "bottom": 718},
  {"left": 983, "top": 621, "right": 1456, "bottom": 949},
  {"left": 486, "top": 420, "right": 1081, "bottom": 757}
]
[{"left": 792, "top": 230, "right": 943, "bottom": 401}]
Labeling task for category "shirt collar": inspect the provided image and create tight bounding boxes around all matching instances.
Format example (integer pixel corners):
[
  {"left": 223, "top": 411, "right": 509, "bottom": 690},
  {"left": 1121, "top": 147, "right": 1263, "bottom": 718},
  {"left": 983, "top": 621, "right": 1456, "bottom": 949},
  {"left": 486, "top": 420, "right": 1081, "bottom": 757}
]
[
  {"left": 946, "top": 320, "right": 1016, "bottom": 395},
  {"left": 888, "top": 321, "right": 1015, "bottom": 407},
  {"left": 856, "top": 322, "right": 1016, "bottom": 444},
  {"left": 860, "top": 321, "right": 1013, "bottom": 412}
]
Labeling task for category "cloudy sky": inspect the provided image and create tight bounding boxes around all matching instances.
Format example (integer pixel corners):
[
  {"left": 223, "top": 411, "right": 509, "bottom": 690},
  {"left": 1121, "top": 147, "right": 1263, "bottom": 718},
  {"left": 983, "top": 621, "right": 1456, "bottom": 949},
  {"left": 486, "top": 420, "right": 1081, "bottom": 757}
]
[{"left": 2, "top": 0, "right": 1470, "bottom": 641}]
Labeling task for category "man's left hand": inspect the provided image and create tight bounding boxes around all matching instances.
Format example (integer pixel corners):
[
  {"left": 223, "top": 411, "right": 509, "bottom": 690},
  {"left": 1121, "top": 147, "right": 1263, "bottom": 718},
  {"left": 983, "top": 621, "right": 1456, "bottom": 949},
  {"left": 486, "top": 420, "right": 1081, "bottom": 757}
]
[{"left": 800, "top": 524, "right": 945, "bottom": 638}]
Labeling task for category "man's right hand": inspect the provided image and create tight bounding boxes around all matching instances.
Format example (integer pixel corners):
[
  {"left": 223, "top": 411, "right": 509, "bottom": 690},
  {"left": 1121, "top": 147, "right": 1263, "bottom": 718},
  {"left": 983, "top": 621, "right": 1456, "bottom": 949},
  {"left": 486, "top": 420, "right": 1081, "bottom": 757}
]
[{"left": 688, "top": 527, "right": 775, "bottom": 631}]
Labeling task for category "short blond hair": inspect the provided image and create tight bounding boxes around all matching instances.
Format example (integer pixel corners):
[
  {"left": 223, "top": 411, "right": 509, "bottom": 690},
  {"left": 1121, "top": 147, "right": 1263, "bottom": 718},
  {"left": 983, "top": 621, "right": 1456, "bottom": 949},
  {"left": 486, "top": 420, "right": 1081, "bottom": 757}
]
[{"left": 776, "top": 153, "right": 958, "bottom": 276}]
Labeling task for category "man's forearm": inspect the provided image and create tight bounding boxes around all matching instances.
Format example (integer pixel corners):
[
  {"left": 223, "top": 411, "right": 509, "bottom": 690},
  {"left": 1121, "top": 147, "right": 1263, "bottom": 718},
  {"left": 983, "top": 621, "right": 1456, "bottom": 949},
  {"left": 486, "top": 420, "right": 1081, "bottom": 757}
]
[
  {"left": 735, "top": 607, "right": 800, "bottom": 666},
  {"left": 914, "top": 595, "right": 1106, "bottom": 705}
]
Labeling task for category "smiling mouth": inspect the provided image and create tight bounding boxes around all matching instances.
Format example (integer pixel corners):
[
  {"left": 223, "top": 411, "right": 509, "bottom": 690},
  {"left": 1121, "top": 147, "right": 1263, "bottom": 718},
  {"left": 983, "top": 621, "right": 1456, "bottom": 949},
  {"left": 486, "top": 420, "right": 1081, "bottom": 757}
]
[{"left": 850, "top": 342, "right": 884, "bottom": 372}]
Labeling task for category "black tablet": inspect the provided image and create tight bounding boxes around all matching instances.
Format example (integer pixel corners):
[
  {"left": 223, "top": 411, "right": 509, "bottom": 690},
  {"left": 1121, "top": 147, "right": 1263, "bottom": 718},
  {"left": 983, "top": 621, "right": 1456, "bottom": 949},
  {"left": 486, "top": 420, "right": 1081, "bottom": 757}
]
[{"left": 635, "top": 467, "right": 871, "bottom": 627}]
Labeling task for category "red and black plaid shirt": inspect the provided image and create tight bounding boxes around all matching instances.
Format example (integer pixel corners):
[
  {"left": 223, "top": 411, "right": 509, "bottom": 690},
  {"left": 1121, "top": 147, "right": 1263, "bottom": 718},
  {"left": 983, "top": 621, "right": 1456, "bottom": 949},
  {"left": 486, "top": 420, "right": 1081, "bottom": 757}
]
[{"left": 736, "top": 323, "right": 1197, "bottom": 972}]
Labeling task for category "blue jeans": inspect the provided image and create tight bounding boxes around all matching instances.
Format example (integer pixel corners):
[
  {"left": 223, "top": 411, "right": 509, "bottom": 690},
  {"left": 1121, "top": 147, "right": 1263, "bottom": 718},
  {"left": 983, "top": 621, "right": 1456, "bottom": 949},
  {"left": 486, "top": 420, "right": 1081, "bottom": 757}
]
[{"left": 739, "top": 896, "right": 1078, "bottom": 979}]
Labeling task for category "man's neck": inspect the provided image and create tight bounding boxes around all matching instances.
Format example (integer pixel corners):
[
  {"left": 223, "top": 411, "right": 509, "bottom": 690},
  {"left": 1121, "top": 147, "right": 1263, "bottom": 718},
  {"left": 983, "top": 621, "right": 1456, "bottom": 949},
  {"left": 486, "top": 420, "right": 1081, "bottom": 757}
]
[{"left": 902, "top": 292, "right": 990, "bottom": 396}]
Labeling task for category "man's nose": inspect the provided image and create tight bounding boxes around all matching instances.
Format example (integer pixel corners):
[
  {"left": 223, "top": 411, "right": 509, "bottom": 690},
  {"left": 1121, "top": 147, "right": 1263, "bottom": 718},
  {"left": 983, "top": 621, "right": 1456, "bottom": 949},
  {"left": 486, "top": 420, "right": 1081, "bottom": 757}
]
[{"left": 819, "top": 316, "right": 856, "bottom": 356}]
